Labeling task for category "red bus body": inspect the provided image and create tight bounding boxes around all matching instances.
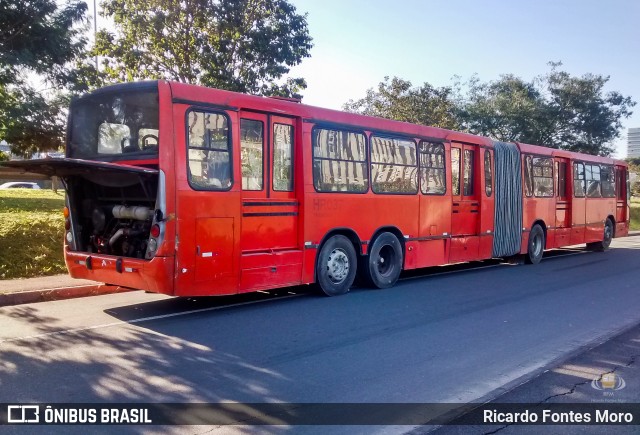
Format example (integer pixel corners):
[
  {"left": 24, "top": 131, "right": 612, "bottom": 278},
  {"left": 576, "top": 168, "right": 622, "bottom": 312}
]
[{"left": 3, "top": 81, "right": 630, "bottom": 296}]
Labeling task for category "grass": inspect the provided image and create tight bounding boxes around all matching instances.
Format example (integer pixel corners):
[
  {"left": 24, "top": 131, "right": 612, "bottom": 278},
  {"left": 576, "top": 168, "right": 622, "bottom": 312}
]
[
  {"left": 0, "top": 189, "right": 66, "bottom": 280},
  {"left": 631, "top": 197, "right": 640, "bottom": 231}
]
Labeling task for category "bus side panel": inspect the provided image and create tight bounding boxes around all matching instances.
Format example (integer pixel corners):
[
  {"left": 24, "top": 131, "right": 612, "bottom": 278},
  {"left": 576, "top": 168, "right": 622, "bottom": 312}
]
[
  {"left": 172, "top": 105, "right": 242, "bottom": 296},
  {"left": 585, "top": 198, "right": 607, "bottom": 243},
  {"left": 417, "top": 191, "right": 450, "bottom": 268}
]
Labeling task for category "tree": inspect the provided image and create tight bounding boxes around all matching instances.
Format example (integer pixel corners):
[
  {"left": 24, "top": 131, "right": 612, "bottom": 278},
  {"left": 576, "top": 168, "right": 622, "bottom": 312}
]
[
  {"left": 343, "top": 76, "right": 461, "bottom": 130},
  {"left": 459, "top": 63, "right": 636, "bottom": 156},
  {"left": 95, "top": 0, "right": 312, "bottom": 97},
  {"left": 0, "top": 0, "right": 90, "bottom": 154},
  {"left": 457, "top": 74, "right": 552, "bottom": 146}
]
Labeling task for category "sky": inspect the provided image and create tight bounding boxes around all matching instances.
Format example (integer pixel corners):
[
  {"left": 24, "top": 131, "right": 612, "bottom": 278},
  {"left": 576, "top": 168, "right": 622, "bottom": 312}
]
[{"left": 285, "top": 0, "right": 640, "bottom": 158}]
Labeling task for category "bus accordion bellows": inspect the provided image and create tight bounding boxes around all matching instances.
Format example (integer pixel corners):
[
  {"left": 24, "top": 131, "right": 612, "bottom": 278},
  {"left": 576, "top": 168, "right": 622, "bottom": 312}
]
[{"left": 1, "top": 80, "right": 630, "bottom": 297}]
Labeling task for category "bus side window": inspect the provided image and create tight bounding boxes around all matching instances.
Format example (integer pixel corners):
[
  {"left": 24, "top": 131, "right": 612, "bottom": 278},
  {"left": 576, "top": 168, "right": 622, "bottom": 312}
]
[
  {"left": 523, "top": 155, "right": 533, "bottom": 197},
  {"left": 484, "top": 150, "right": 492, "bottom": 197},
  {"left": 573, "top": 162, "right": 585, "bottom": 197},
  {"left": 313, "top": 128, "right": 368, "bottom": 193},
  {"left": 557, "top": 162, "right": 567, "bottom": 199},
  {"left": 586, "top": 164, "right": 602, "bottom": 198},
  {"left": 240, "top": 119, "right": 264, "bottom": 191},
  {"left": 616, "top": 168, "right": 623, "bottom": 200},
  {"left": 600, "top": 165, "right": 616, "bottom": 198},
  {"left": 451, "top": 148, "right": 460, "bottom": 196},
  {"left": 273, "top": 124, "right": 293, "bottom": 191},
  {"left": 419, "top": 141, "right": 446, "bottom": 195},
  {"left": 371, "top": 135, "right": 418, "bottom": 194},
  {"left": 463, "top": 149, "right": 474, "bottom": 196},
  {"left": 187, "top": 110, "right": 232, "bottom": 190},
  {"left": 532, "top": 157, "right": 553, "bottom": 197}
]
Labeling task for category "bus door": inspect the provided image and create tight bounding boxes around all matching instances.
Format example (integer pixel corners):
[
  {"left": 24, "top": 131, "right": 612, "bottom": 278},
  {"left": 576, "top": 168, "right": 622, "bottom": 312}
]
[
  {"left": 449, "top": 143, "right": 480, "bottom": 262},
  {"left": 175, "top": 107, "right": 239, "bottom": 296},
  {"left": 554, "top": 158, "right": 571, "bottom": 247},
  {"left": 615, "top": 166, "right": 628, "bottom": 233},
  {"left": 570, "top": 161, "right": 586, "bottom": 244},
  {"left": 238, "top": 112, "right": 301, "bottom": 292}
]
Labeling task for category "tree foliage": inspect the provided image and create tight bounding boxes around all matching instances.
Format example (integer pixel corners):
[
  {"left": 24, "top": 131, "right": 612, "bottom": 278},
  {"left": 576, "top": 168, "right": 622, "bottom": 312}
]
[
  {"left": 459, "top": 63, "right": 635, "bottom": 156},
  {"left": 458, "top": 74, "right": 551, "bottom": 145},
  {"left": 343, "top": 76, "right": 461, "bottom": 130},
  {"left": 0, "top": 0, "right": 89, "bottom": 154},
  {"left": 346, "top": 65, "right": 635, "bottom": 157},
  {"left": 95, "top": 0, "right": 312, "bottom": 97}
]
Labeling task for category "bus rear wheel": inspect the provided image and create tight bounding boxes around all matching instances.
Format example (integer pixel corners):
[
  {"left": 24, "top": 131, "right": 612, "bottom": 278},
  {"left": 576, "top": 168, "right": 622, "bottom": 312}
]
[
  {"left": 588, "top": 218, "right": 614, "bottom": 252},
  {"left": 525, "top": 225, "right": 545, "bottom": 265},
  {"left": 316, "top": 235, "right": 357, "bottom": 296},
  {"left": 365, "top": 232, "right": 403, "bottom": 289}
]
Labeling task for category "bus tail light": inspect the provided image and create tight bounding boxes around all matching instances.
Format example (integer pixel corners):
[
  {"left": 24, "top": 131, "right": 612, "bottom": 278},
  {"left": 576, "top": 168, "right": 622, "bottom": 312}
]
[
  {"left": 146, "top": 170, "right": 166, "bottom": 260},
  {"left": 64, "top": 218, "right": 71, "bottom": 230}
]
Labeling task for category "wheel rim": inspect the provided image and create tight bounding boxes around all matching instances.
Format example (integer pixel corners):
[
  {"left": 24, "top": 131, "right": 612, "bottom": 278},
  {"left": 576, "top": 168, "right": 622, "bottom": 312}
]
[
  {"left": 532, "top": 233, "right": 543, "bottom": 257},
  {"left": 376, "top": 245, "right": 395, "bottom": 277},
  {"left": 327, "top": 248, "right": 349, "bottom": 283}
]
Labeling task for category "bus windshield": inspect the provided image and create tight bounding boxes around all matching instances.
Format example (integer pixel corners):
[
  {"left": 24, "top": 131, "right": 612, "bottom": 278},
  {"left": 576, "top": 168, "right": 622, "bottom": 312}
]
[{"left": 68, "top": 87, "right": 159, "bottom": 161}]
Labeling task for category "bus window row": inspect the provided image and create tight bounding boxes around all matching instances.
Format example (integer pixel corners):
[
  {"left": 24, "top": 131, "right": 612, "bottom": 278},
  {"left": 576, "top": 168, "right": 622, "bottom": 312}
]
[
  {"left": 573, "top": 162, "right": 616, "bottom": 198},
  {"left": 184, "top": 113, "right": 619, "bottom": 201},
  {"left": 523, "top": 154, "right": 617, "bottom": 199},
  {"left": 312, "top": 126, "right": 477, "bottom": 196},
  {"left": 186, "top": 116, "right": 495, "bottom": 197}
]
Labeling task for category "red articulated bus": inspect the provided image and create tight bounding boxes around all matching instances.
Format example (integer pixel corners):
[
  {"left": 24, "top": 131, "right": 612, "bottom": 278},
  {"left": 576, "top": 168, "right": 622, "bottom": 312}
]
[{"left": 2, "top": 81, "right": 631, "bottom": 296}]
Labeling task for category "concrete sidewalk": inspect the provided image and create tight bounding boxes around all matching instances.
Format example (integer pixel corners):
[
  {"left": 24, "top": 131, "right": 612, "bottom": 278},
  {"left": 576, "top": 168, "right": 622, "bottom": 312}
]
[{"left": 0, "top": 274, "right": 134, "bottom": 306}]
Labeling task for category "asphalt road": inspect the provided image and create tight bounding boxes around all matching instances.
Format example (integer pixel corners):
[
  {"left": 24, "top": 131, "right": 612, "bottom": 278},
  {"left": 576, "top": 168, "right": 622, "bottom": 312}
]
[{"left": 1, "top": 236, "right": 640, "bottom": 434}]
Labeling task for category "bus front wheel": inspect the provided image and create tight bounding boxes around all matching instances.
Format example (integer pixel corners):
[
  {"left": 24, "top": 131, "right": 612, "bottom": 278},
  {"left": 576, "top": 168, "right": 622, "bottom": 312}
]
[
  {"left": 365, "top": 232, "right": 403, "bottom": 289},
  {"left": 525, "top": 225, "right": 545, "bottom": 265},
  {"left": 316, "top": 235, "right": 357, "bottom": 296}
]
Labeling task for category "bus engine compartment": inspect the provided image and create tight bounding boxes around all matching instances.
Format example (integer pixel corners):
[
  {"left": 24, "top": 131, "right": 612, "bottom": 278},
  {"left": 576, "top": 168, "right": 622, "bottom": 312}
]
[{"left": 66, "top": 170, "right": 160, "bottom": 260}]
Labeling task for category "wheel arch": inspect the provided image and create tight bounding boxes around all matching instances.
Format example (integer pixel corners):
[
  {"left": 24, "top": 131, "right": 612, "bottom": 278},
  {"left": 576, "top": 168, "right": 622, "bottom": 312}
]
[
  {"left": 369, "top": 225, "right": 406, "bottom": 255},
  {"left": 607, "top": 215, "right": 616, "bottom": 237},
  {"left": 531, "top": 219, "right": 547, "bottom": 248}
]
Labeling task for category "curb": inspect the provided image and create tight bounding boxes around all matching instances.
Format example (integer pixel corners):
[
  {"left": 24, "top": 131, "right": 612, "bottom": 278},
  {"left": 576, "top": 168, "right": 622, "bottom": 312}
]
[{"left": 0, "top": 284, "right": 136, "bottom": 307}]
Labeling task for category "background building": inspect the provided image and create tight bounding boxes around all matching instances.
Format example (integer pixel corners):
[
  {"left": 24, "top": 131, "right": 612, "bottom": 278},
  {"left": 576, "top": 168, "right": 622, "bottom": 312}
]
[{"left": 628, "top": 128, "right": 640, "bottom": 158}]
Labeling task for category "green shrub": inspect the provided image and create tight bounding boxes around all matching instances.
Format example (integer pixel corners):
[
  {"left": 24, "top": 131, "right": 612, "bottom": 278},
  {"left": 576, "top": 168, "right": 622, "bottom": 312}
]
[{"left": 0, "top": 189, "right": 66, "bottom": 279}]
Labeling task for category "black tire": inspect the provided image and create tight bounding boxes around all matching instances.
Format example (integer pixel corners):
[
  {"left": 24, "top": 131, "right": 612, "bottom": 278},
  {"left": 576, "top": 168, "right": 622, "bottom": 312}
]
[
  {"left": 588, "top": 218, "right": 614, "bottom": 252},
  {"left": 364, "top": 232, "right": 403, "bottom": 289},
  {"left": 525, "top": 225, "right": 545, "bottom": 265},
  {"left": 316, "top": 235, "right": 357, "bottom": 296}
]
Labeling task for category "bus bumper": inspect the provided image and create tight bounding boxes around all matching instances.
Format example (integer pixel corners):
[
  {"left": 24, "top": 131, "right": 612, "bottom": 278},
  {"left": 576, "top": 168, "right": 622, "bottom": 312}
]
[{"left": 65, "top": 250, "right": 175, "bottom": 295}]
